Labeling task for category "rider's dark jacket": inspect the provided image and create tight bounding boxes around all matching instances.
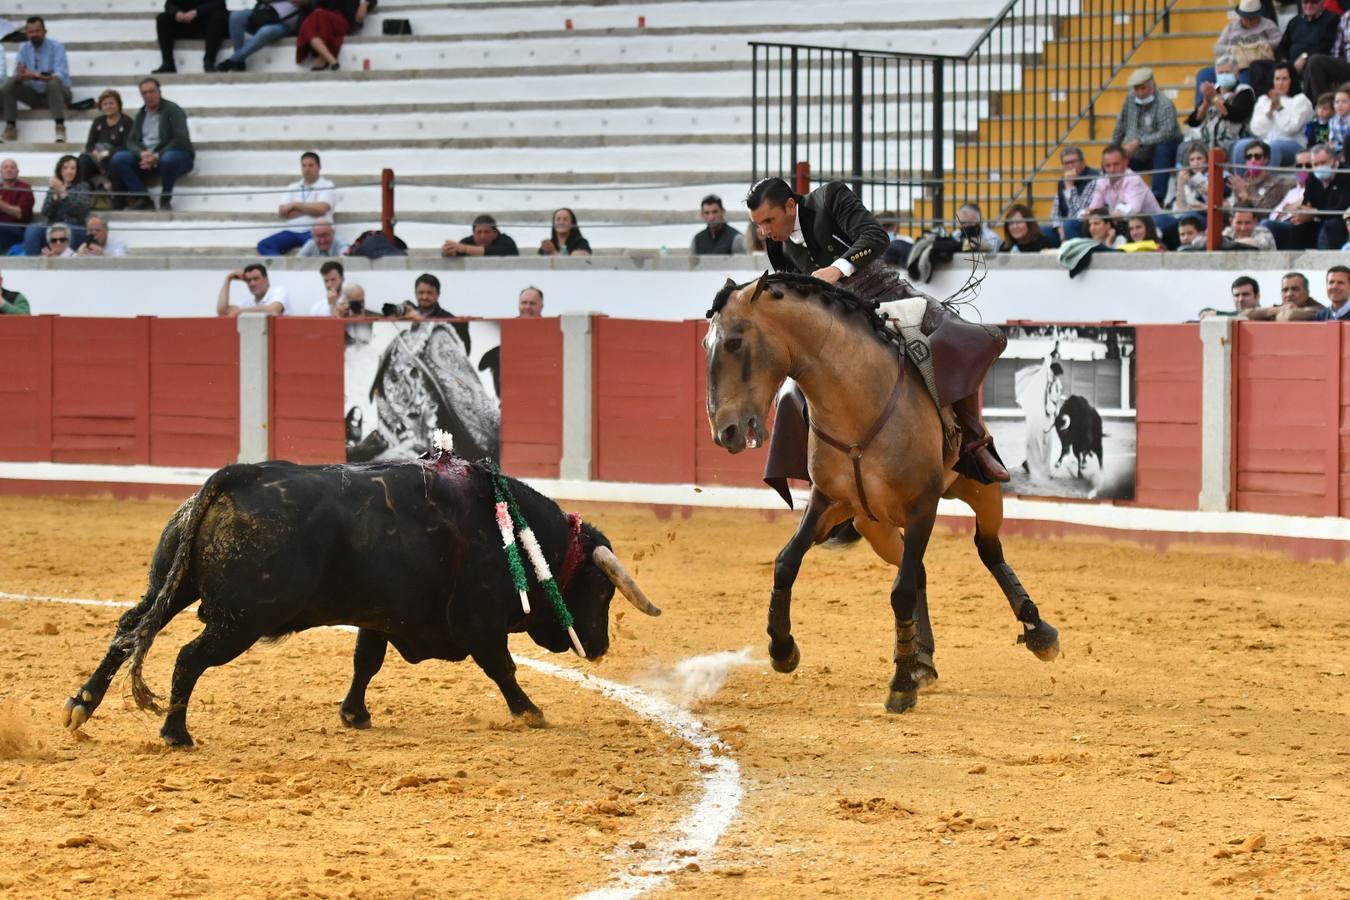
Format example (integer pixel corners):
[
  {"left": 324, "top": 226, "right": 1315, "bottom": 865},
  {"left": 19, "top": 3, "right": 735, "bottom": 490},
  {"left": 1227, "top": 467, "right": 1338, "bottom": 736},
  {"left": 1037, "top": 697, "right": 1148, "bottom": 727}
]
[{"left": 766, "top": 181, "right": 890, "bottom": 276}]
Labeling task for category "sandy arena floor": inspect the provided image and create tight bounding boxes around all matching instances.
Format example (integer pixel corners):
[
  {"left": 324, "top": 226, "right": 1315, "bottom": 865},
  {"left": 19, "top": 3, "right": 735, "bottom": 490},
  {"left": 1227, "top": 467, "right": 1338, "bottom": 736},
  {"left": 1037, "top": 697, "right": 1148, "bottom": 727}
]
[{"left": 1, "top": 493, "right": 1348, "bottom": 898}]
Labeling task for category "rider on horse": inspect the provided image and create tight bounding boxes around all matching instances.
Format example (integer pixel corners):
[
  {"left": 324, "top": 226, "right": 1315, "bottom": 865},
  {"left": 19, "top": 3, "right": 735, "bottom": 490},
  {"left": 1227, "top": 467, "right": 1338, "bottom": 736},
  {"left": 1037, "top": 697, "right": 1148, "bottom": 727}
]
[{"left": 745, "top": 177, "right": 1011, "bottom": 487}]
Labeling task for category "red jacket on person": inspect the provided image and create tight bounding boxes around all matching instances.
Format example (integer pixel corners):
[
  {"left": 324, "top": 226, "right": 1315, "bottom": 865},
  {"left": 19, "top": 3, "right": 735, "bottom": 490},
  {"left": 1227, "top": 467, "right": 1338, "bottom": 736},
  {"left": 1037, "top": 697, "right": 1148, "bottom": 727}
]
[{"left": 0, "top": 179, "right": 34, "bottom": 224}]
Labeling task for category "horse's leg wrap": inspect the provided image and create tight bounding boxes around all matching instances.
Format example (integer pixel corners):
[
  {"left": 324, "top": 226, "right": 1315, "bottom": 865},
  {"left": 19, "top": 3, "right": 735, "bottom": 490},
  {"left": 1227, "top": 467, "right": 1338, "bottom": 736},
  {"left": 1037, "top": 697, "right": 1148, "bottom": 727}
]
[
  {"left": 887, "top": 620, "right": 919, "bottom": 713},
  {"left": 767, "top": 588, "right": 799, "bottom": 673},
  {"left": 993, "top": 562, "right": 1040, "bottom": 625}
]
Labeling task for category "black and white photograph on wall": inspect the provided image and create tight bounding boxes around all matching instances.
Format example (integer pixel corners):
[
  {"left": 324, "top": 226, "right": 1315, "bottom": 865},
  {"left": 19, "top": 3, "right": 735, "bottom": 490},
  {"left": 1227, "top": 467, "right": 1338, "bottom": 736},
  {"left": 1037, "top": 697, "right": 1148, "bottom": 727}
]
[
  {"left": 343, "top": 319, "right": 502, "bottom": 463},
  {"left": 983, "top": 324, "right": 1136, "bottom": 501}
]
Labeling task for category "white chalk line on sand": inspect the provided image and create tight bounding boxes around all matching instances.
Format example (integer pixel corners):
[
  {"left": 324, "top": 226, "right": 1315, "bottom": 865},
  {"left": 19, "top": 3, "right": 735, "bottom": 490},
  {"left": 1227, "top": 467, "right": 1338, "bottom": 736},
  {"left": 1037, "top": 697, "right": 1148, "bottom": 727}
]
[{"left": 0, "top": 590, "right": 743, "bottom": 900}]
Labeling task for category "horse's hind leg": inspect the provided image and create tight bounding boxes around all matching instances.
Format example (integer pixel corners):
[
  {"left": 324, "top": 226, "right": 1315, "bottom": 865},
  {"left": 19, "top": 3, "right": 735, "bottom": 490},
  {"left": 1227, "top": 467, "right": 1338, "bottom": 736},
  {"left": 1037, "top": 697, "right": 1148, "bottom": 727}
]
[
  {"left": 767, "top": 489, "right": 840, "bottom": 674},
  {"left": 952, "top": 477, "right": 1060, "bottom": 661},
  {"left": 854, "top": 517, "right": 938, "bottom": 687}
]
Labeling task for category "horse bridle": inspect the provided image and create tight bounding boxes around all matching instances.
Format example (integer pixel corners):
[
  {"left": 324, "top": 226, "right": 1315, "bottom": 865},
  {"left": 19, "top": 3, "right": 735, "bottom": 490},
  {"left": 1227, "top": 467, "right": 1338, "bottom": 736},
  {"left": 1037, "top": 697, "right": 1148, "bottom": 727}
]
[{"left": 808, "top": 350, "right": 904, "bottom": 522}]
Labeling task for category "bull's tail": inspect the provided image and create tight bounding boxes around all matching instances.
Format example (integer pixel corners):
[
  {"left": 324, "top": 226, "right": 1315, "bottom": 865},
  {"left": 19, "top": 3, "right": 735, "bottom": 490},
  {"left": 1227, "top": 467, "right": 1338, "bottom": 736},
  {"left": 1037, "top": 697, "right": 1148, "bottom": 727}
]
[{"left": 122, "top": 464, "right": 255, "bottom": 713}]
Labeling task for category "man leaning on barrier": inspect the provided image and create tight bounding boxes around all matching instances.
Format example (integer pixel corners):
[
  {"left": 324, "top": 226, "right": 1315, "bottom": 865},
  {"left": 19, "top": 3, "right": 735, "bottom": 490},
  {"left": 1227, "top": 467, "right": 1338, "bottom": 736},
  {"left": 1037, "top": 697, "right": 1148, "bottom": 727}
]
[
  {"left": 1241, "top": 270, "right": 1325, "bottom": 320},
  {"left": 1315, "top": 265, "right": 1350, "bottom": 320}
]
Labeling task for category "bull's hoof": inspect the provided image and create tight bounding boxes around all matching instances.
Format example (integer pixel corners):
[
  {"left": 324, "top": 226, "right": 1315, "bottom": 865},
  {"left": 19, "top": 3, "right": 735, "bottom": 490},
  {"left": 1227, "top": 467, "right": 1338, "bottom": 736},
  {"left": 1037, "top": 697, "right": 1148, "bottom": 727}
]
[
  {"left": 339, "top": 707, "right": 372, "bottom": 730},
  {"left": 885, "top": 689, "right": 918, "bottom": 714},
  {"left": 63, "top": 696, "right": 90, "bottom": 731},
  {"left": 769, "top": 640, "right": 800, "bottom": 674},
  {"left": 160, "top": 729, "right": 194, "bottom": 748},
  {"left": 1019, "top": 621, "right": 1061, "bottom": 662}
]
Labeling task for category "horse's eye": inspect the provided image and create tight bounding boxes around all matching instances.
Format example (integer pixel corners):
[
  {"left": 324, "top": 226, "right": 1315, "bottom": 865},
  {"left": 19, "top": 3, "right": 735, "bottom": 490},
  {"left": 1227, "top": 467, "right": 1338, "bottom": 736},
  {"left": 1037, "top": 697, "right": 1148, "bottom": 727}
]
[{"left": 723, "top": 338, "right": 743, "bottom": 353}]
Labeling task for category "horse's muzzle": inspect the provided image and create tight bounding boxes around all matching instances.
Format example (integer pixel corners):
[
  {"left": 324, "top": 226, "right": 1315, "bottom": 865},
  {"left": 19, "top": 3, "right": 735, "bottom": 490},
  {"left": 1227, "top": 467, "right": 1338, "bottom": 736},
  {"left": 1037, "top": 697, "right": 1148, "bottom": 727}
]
[{"left": 715, "top": 415, "right": 763, "bottom": 453}]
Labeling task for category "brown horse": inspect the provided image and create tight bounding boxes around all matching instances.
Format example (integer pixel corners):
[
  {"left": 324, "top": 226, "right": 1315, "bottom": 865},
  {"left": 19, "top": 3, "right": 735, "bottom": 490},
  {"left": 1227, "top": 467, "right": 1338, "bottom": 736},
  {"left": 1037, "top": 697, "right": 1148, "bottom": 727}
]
[{"left": 705, "top": 271, "right": 1059, "bottom": 714}]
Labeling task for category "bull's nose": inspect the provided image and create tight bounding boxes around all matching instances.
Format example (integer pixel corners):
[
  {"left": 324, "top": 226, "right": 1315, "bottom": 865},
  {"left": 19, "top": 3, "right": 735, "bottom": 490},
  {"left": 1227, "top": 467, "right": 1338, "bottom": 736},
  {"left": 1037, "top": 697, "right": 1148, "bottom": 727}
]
[{"left": 719, "top": 423, "right": 739, "bottom": 446}]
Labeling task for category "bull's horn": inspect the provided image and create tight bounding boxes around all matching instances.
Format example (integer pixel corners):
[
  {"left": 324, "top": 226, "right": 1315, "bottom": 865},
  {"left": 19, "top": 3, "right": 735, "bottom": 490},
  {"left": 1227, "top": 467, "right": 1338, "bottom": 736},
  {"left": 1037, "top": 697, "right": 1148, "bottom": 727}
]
[{"left": 592, "top": 546, "right": 661, "bottom": 616}]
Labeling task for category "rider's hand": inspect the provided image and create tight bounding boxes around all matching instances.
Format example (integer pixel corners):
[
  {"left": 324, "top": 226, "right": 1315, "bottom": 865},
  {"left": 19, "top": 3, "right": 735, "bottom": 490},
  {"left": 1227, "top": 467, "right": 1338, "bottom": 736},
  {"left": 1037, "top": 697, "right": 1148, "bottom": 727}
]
[{"left": 811, "top": 265, "right": 844, "bottom": 284}]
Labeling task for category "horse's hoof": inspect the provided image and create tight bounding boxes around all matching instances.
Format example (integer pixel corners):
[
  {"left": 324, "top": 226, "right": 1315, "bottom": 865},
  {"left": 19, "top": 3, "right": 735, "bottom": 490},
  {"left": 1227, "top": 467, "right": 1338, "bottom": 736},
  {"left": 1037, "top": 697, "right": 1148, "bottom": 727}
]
[
  {"left": 769, "top": 641, "right": 800, "bottom": 674},
  {"left": 911, "top": 661, "right": 939, "bottom": 690},
  {"left": 885, "top": 689, "right": 918, "bottom": 714},
  {"left": 518, "top": 710, "right": 547, "bottom": 729},
  {"left": 339, "top": 707, "right": 371, "bottom": 730},
  {"left": 1020, "top": 621, "right": 1061, "bottom": 662}
]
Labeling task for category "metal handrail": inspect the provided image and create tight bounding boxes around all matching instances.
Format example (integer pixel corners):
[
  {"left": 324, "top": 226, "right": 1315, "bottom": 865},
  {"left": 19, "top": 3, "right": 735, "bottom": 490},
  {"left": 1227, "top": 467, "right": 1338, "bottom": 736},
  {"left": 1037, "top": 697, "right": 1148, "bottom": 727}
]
[{"left": 751, "top": 0, "right": 1184, "bottom": 231}]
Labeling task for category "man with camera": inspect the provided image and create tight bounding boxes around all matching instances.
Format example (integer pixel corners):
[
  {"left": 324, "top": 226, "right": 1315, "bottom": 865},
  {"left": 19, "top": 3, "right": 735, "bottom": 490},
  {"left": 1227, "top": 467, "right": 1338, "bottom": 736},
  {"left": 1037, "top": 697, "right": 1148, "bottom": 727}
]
[
  {"left": 308, "top": 260, "right": 366, "bottom": 316},
  {"left": 1, "top": 17, "right": 72, "bottom": 143}
]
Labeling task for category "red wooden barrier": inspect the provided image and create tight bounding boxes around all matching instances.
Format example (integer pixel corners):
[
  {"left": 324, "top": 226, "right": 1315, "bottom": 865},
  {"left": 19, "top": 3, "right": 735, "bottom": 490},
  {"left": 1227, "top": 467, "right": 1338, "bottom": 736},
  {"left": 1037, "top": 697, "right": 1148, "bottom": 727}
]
[
  {"left": 690, "top": 320, "right": 772, "bottom": 488},
  {"left": 149, "top": 319, "right": 239, "bottom": 467},
  {"left": 0, "top": 316, "right": 53, "bottom": 461},
  {"left": 1234, "top": 322, "right": 1342, "bottom": 517},
  {"left": 270, "top": 317, "right": 345, "bottom": 463},
  {"left": 1129, "top": 324, "right": 1203, "bottom": 510},
  {"left": 51, "top": 317, "right": 151, "bottom": 464},
  {"left": 1340, "top": 325, "right": 1350, "bottom": 517},
  {"left": 499, "top": 317, "right": 563, "bottom": 477},
  {"left": 593, "top": 319, "right": 698, "bottom": 483}
]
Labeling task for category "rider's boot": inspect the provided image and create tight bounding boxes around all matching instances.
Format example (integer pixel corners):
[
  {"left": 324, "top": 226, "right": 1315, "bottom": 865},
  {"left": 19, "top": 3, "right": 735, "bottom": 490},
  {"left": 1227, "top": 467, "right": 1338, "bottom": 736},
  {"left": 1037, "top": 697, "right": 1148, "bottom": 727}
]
[{"left": 953, "top": 396, "right": 1010, "bottom": 483}]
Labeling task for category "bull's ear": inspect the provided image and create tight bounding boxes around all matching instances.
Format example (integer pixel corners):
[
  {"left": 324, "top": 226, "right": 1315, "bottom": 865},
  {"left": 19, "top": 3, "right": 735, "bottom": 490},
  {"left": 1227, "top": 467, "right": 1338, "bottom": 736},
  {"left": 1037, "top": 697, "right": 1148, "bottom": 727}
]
[{"left": 746, "top": 270, "right": 771, "bottom": 303}]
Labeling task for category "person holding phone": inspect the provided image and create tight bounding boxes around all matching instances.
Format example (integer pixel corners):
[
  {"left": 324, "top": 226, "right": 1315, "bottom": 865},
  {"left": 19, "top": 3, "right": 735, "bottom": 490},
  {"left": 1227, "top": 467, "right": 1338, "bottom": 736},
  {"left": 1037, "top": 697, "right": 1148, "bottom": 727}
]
[{"left": 1, "top": 17, "right": 72, "bottom": 144}]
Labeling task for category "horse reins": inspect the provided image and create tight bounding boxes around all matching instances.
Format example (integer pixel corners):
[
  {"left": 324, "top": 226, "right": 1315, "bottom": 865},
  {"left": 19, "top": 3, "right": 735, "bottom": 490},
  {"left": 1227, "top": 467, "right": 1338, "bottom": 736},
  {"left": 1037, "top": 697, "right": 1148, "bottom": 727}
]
[{"left": 808, "top": 352, "right": 904, "bottom": 522}]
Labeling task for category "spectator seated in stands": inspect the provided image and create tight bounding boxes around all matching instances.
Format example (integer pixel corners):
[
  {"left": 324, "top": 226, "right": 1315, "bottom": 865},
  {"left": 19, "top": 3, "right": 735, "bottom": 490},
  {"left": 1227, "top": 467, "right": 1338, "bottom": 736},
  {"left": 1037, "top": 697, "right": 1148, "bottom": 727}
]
[
  {"left": 219, "top": 1, "right": 305, "bottom": 72},
  {"left": 1176, "top": 212, "right": 1208, "bottom": 249},
  {"left": 297, "top": 218, "right": 349, "bottom": 256},
  {"left": 257, "top": 151, "right": 336, "bottom": 256},
  {"left": 312, "top": 259, "right": 344, "bottom": 316},
  {"left": 1200, "top": 274, "right": 1263, "bottom": 317},
  {"left": 1226, "top": 139, "right": 1298, "bottom": 217},
  {"left": 216, "top": 263, "right": 290, "bottom": 316},
  {"left": 1232, "top": 63, "right": 1314, "bottom": 167},
  {"left": 0, "top": 271, "right": 30, "bottom": 315},
  {"left": 1000, "top": 203, "right": 1057, "bottom": 252},
  {"left": 1241, "top": 270, "right": 1325, "bottom": 318},
  {"left": 1055, "top": 145, "right": 1098, "bottom": 240},
  {"left": 1, "top": 17, "right": 71, "bottom": 143},
  {"left": 0, "top": 158, "right": 35, "bottom": 253},
  {"left": 298, "top": 0, "right": 371, "bottom": 71},
  {"left": 538, "top": 207, "right": 592, "bottom": 256},
  {"left": 155, "top": 0, "right": 229, "bottom": 73},
  {"left": 39, "top": 223, "right": 75, "bottom": 257},
  {"left": 1172, "top": 141, "right": 1222, "bottom": 213},
  {"left": 77, "top": 214, "right": 128, "bottom": 257},
  {"left": 1113, "top": 67, "right": 1183, "bottom": 204},
  {"left": 1196, "top": 0, "right": 1281, "bottom": 107},
  {"left": 690, "top": 193, "right": 745, "bottom": 255},
  {"left": 518, "top": 285, "right": 544, "bottom": 317},
  {"left": 1330, "top": 86, "right": 1350, "bottom": 151},
  {"left": 441, "top": 214, "right": 520, "bottom": 257},
  {"left": 1223, "top": 207, "right": 1277, "bottom": 249},
  {"left": 1279, "top": 0, "right": 1339, "bottom": 95},
  {"left": 955, "top": 203, "right": 1000, "bottom": 254},
  {"left": 79, "top": 89, "right": 133, "bottom": 204},
  {"left": 1274, "top": 142, "right": 1350, "bottom": 248},
  {"left": 407, "top": 273, "right": 452, "bottom": 319},
  {"left": 1315, "top": 263, "right": 1350, "bottom": 319},
  {"left": 1083, "top": 145, "right": 1168, "bottom": 238},
  {"left": 1186, "top": 56, "right": 1256, "bottom": 156},
  {"left": 1305, "top": 4, "right": 1350, "bottom": 99},
  {"left": 1306, "top": 91, "right": 1335, "bottom": 149},
  {"left": 1122, "top": 215, "right": 1165, "bottom": 251},
  {"left": 110, "top": 78, "right": 195, "bottom": 212},
  {"left": 1085, "top": 208, "right": 1127, "bottom": 249},
  {"left": 20, "top": 154, "right": 89, "bottom": 256}
]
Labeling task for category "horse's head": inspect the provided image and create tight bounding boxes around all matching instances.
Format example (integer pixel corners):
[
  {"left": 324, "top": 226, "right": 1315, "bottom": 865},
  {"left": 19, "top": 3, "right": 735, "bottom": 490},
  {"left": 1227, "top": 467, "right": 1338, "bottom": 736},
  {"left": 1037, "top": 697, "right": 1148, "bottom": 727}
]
[{"left": 704, "top": 273, "right": 791, "bottom": 453}]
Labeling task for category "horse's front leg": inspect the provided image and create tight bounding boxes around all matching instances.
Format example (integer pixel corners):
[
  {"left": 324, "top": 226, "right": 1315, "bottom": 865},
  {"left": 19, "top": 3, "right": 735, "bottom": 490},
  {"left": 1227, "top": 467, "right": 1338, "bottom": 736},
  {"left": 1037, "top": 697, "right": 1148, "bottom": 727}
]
[
  {"left": 768, "top": 489, "right": 839, "bottom": 674},
  {"left": 887, "top": 496, "right": 939, "bottom": 714}
]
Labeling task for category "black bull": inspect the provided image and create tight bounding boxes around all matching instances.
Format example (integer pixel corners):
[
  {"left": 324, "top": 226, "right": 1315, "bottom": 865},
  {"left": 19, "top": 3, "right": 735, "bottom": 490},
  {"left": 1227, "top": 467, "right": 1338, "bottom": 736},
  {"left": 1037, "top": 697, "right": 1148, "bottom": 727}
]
[
  {"left": 62, "top": 457, "right": 659, "bottom": 747},
  {"left": 1054, "top": 395, "right": 1105, "bottom": 478}
]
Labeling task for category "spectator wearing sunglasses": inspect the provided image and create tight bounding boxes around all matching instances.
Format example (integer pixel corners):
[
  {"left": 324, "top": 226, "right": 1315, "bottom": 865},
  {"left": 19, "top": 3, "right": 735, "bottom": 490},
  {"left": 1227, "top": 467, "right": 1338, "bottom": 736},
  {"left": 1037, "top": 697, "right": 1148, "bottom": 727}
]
[
  {"left": 40, "top": 223, "right": 76, "bottom": 257},
  {"left": 1226, "top": 140, "right": 1298, "bottom": 217}
]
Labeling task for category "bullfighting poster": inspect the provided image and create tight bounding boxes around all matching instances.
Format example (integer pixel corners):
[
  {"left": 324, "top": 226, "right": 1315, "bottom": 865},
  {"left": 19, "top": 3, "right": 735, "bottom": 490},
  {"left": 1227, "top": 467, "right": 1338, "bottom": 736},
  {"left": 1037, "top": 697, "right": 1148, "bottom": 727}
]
[
  {"left": 343, "top": 320, "right": 502, "bottom": 463},
  {"left": 983, "top": 324, "right": 1137, "bottom": 501}
]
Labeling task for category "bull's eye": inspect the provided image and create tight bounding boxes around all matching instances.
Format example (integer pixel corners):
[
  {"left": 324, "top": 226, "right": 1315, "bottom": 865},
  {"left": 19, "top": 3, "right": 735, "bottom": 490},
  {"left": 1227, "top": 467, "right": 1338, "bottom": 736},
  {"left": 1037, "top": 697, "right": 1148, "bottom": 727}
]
[{"left": 723, "top": 338, "right": 743, "bottom": 353}]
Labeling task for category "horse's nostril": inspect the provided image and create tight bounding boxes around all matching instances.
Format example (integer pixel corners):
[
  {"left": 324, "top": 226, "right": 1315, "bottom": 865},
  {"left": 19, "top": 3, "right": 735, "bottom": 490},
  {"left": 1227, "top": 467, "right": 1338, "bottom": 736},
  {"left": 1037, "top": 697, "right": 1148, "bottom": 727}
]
[{"left": 720, "top": 423, "right": 739, "bottom": 445}]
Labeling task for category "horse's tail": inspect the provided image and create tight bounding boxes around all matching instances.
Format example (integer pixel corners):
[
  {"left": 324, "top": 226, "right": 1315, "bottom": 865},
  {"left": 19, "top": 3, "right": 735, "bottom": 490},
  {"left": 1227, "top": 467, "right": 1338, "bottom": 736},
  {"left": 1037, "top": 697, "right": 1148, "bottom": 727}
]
[{"left": 122, "top": 464, "right": 254, "bottom": 713}]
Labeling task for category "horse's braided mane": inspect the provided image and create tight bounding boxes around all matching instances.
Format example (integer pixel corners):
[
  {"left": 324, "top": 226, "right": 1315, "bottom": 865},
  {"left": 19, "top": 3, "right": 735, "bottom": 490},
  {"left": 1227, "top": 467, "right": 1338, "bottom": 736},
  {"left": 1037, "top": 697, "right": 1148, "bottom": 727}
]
[{"left": 706, "top": 271, "right": 904, "bottom": 352}]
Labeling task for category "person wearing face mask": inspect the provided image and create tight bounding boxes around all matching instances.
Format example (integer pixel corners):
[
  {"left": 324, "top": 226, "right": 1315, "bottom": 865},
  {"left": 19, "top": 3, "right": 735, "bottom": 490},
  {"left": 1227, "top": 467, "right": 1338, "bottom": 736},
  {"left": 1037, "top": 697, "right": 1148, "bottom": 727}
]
[
  {"left": 1111, "top": 68, "right": 1183, "bottom": 204},
  {"left": 1231, "top": 63, "right": 1314, "bottom": 167},
  {"left": 1227, "top": 140, "right": 1298, "bottom": 219},
  {"left": 1276, "top": 143, "right": 1350, "bottom": 248},
  {"left": 954, "top": 203, "right": 1001, "bottom": 254},
  {"left": 1185, "top": 56, "right": 1256, "bottom": 153},
  {"left": 1195, "top": 0, "right": 1281, "bottom": 107}
]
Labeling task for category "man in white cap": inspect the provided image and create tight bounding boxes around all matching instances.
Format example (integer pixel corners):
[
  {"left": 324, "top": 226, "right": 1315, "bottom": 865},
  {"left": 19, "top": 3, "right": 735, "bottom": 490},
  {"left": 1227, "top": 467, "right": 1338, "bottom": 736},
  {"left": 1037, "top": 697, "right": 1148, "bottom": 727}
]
[
  {"left": 1111, "top": 67, "right": 1182, "bottom": 205},
  {"left": 1195, "top": 0, "right": 1281, "bottom": 107}
]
